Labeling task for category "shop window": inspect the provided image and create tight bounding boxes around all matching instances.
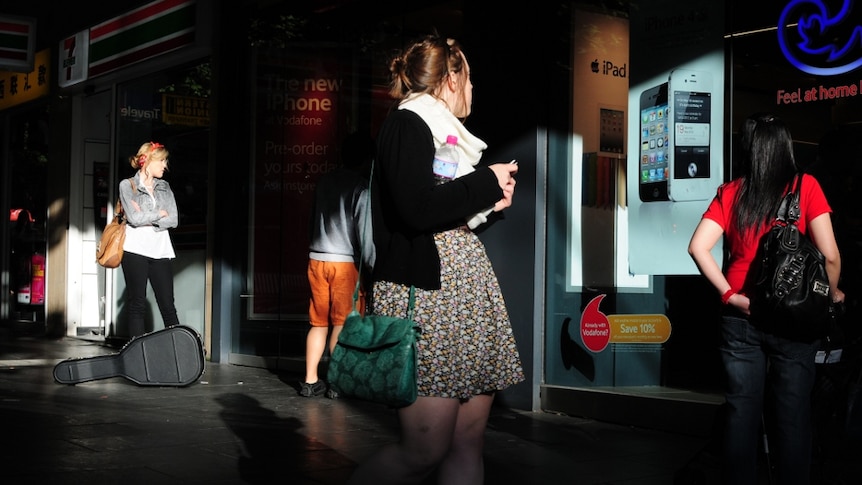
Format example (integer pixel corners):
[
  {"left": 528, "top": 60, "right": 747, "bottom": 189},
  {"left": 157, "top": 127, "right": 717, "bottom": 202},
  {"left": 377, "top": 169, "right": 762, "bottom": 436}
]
[
  {"left": 7, "top": 106, "right": 49, "bottom": 331},
  {"left": 116, "top": 61, "right": 211, "bottom": 248}
]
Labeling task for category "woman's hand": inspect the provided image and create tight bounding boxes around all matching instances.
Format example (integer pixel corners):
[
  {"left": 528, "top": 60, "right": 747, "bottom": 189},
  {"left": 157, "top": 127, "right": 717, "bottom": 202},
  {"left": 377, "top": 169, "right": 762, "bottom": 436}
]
[
  {"left": 489, "top": 162, "right": 518, "bottom": 189},
  {"left": 727, "top": 292, "right": 751, "bottom": 315},
  {"left": 832, "top": 287, "right": 845, "bottom": 304},
  {"left": 493, "top": 182, "right": 515, "bottom": 211},
  {"left": 489, "top": 163, "right": 518, "bottom": 212}
]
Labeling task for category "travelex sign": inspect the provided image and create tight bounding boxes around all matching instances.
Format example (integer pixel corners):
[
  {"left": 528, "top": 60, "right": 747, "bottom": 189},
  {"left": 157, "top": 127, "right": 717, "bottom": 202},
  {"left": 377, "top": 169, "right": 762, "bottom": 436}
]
[{"left": 778, "top": 0, "right": 862, "bottom": 76}]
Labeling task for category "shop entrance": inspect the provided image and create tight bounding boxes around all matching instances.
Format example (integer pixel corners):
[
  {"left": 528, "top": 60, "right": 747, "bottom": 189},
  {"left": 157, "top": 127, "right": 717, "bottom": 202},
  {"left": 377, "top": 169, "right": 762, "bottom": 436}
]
[{"left": 2, "top": 105, "right": 49, "bottom": 335}]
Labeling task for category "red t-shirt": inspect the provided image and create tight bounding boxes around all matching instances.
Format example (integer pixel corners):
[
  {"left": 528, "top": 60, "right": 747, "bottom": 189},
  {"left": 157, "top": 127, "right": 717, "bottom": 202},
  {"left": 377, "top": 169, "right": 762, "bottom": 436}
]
[{"left": 701, "top": 173, "right": 831, "bottom": 295}]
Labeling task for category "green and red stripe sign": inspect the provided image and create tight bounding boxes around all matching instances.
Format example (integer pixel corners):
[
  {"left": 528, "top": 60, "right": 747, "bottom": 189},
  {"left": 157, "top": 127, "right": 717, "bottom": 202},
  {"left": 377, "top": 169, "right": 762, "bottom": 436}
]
[
  {"left": 0, "top": 16, "right": 35, "bottom": 72},
  {"left": 88, "top": 0, "right": 196, "bottom": 78}
]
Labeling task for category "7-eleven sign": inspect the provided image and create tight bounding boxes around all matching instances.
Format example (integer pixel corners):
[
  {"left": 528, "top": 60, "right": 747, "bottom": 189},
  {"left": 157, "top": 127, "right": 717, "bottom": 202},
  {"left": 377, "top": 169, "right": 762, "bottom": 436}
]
[
  {"left": 0, "top": 15, "right": 36, "bottom": 72},
  {"left": 88, "top": 0, "right": 196, "bottom": 78},
  {"left": 59, "top": 31, "right": 89, "bottom": 88},
  {"left": 56, "top": 0, "right": 196, "bottom": 88}
]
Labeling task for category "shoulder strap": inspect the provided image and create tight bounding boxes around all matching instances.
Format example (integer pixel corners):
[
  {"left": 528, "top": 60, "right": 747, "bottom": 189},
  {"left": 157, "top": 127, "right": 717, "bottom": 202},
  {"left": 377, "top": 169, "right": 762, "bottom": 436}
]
[
  {"left": 785, "top": 174, "right": 802, "bottom": 224},
  {"left": 775, "top": 174, "right": 802, "bottom": 225},
  {"left": 352, "top": 159, "right": 374, "bottom": 311},
  {"left": 115, "top": 177, "right": 137, "bottom": 216}
]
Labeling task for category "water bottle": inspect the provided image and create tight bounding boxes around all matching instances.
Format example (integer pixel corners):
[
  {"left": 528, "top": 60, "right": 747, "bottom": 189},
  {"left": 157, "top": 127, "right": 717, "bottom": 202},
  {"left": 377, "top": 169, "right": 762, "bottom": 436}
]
[{"left": 432, "top": 135, "right": 459, "bottom": 184}]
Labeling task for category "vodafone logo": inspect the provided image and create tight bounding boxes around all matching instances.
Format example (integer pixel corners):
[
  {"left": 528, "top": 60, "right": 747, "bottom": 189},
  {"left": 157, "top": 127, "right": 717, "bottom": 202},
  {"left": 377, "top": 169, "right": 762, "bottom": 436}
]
[
  {"left": 778, "top": 0, "right": 862, "bottom": 76},
  {"left": 581, "top": 295, "right": 612, "bottom": 352}
]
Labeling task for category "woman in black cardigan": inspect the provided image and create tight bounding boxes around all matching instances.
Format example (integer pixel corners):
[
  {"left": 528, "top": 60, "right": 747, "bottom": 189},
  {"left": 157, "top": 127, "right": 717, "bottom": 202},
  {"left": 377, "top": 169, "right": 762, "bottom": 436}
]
[{"left": 348, "top": 34, "right": 524, "bottom": 485}]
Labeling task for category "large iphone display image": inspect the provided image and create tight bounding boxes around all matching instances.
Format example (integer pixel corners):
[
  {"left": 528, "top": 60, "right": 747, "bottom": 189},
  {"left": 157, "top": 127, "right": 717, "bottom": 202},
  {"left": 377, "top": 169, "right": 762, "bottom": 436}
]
[
  {"left": 638, "top": 82, "right": 669, "bottom": 202},
  {"left": 668, "top": 69, "right": 715, "bottom": 202}
]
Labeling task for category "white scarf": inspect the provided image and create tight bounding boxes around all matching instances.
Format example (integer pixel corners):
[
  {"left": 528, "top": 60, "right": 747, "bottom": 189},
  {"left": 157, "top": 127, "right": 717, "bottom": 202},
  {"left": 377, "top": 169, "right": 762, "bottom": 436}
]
[
  {"left": 399, "top": 93, "right": 487, "bottom": 174},
  {"left": 399, "top": 93, "right": 493, "bottom": 228}
]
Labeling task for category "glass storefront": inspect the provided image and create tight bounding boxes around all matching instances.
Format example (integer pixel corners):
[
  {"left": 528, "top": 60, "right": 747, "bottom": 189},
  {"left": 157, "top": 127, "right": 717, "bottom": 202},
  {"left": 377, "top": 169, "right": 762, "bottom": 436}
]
[
  {"left": 107, "top": 61, "right": 211, "bottom": 342},
  {"left": 542, "top": 3, "right": 728, "bottom": 417},
  {"left": 4, "top": 106, "right": 49, "bottom": 335},
  {"left": 541, "top": 0, "right": 862, "bottom": 428},
  {"left": 231, "top": 41, "right": 397, "bottom": 367}
]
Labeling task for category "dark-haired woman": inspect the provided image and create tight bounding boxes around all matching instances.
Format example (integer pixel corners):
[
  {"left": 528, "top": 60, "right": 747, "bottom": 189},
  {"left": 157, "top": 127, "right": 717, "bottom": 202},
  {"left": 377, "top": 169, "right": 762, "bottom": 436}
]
[{"left": 689, "top": 114, "right": 844, "bottom": 485}]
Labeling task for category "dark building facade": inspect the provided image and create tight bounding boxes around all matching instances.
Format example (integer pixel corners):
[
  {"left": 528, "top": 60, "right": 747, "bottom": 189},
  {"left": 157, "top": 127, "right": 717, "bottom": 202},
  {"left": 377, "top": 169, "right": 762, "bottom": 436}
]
[{"left": 1, "top": 0, "right": 859, "bottom": 434}]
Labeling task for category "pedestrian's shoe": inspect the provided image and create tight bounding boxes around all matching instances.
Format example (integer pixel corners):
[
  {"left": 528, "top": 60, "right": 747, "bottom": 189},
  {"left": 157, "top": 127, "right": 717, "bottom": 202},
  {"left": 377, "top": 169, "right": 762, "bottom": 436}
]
[
  {"left": 325, "top": 386, "right": 339, "bottom": 399},
  {"left": 298, "top": 380, "right": 326, "bottom": 397}
]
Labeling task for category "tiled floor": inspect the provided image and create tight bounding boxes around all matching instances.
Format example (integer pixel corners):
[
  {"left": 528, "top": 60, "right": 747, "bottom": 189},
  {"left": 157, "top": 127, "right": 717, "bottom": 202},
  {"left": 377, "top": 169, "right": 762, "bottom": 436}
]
[{"left": 0, "top": 329, "right": 859, "bottom": 484}]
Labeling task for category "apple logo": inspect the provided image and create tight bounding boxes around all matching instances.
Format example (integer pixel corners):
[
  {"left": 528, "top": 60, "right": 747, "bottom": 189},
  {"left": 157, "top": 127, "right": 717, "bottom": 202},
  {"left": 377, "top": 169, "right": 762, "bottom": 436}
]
[{"left": 591, "top": 59, "right": 599, "bottom": 73}]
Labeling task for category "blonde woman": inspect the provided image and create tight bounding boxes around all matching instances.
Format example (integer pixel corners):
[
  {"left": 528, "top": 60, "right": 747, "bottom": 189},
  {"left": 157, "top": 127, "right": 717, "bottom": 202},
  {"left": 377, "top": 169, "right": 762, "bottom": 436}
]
[{"left": 119, "top": 141, "right": 180, "bottom": 339}]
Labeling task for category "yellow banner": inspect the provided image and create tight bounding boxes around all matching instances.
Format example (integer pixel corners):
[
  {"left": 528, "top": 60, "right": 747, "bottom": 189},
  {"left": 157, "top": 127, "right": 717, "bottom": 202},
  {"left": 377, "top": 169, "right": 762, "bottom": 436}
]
[
  {"left": 0, "top": 48, "right": 50, "bottom": 111},
  {"left": 608, "top": 314, "right": 672, "bottom": 343}
]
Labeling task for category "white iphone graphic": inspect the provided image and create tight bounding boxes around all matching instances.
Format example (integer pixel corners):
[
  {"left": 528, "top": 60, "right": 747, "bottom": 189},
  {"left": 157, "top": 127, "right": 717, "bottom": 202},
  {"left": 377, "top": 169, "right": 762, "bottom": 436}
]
[{"left": 667, "top": 69, "right": 717, "bottom": 202}]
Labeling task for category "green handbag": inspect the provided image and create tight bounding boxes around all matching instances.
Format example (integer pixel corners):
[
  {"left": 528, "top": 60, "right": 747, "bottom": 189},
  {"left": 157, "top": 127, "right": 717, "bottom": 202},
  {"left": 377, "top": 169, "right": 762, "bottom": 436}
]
[{"left": 327, "top": 286, "right": 419, "bottom": 408}]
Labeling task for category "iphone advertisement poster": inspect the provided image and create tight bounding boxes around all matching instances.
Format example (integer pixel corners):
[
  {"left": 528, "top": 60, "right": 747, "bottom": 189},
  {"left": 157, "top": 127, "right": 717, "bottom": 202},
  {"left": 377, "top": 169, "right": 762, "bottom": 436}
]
[
  {"left": 627, "top": 2, "right": 725, "bottom": 276},
  {"left": 629, "top": 60, "right": 724, "bottom": 275}
]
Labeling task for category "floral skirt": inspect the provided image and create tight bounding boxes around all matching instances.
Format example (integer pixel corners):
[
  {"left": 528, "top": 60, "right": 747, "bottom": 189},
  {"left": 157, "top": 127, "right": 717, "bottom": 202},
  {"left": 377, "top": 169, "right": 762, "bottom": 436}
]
[{"left": 371, "top": 226, "right": 525, "bottom": 400}]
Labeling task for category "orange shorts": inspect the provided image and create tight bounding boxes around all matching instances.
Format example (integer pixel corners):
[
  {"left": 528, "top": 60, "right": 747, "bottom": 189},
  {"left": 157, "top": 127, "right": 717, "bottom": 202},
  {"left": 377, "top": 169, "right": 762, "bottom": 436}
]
[{"left": 307, "top": 259, "right": 365, "bottom": 327}]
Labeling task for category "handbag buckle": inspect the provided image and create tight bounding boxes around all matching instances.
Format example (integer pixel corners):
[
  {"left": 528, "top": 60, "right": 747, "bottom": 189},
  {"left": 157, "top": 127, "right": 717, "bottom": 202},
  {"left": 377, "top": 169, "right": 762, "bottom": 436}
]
[{"left": 812, "top": 280, "right": 830, "bottom": 297}]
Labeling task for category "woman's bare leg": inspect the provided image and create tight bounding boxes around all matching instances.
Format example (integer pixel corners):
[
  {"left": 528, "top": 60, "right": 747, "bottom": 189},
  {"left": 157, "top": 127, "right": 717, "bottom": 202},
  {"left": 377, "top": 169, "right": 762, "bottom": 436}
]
[
  {"left": 436, "top": 393, "right": 494, "bottom": 485},
  {"left": 347, "top": 396, "right": 461, "bottom": 485}
]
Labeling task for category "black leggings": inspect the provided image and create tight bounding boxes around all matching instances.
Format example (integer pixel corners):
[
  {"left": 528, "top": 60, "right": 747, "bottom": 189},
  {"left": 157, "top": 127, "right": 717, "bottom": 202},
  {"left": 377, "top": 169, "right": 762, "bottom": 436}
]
[{"left": 121, "top": 252, "right": 180, "bottom": 337}]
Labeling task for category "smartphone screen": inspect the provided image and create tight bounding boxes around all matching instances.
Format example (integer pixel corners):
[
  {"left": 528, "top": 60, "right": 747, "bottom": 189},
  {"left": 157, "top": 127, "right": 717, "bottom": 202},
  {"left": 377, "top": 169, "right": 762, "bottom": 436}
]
[
  {"left": 672, "top": 89, "right": 711, "bottom": 180},
  {"left": 638, "top": 83, "right": 669, "bottom": 201}
]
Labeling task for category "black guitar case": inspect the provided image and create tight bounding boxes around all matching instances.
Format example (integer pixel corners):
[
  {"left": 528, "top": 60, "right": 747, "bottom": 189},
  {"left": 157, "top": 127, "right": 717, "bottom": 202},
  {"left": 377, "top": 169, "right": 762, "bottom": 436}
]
[{"left": 53, "top": 325, "right": 205, "bottom": 387}]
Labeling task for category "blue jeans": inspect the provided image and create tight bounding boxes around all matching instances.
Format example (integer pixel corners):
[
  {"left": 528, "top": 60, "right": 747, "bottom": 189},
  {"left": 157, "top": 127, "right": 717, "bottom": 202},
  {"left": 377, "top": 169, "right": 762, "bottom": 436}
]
[{"left": 720, "top": 314, "right": 818, "bottom": 485}]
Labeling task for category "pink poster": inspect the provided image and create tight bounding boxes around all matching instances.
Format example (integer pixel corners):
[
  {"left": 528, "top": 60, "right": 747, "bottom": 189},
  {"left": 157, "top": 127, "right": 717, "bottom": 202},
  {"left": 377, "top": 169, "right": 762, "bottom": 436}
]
[{"left": 251, "top": 46, "right": 350, "bottom": 317}]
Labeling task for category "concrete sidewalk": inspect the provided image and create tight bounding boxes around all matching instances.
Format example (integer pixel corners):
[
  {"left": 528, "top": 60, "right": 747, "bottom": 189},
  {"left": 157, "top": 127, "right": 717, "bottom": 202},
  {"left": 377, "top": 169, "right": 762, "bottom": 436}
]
[{"left": 0, "top": 332, "right": 858, "bottom": 484}]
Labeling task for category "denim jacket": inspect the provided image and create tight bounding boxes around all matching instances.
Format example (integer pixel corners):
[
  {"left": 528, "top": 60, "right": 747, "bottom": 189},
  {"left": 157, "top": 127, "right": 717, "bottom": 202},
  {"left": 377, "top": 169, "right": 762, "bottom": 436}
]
[{"left": 118, "top": 173, "right": 179, "bottom": 231}]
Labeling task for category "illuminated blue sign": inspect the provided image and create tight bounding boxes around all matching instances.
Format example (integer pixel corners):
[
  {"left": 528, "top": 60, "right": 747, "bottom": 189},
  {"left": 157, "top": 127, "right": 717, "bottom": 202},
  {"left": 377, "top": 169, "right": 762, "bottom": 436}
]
[{"left": 778, "top": 0, "right": 862, "bottom": 76}]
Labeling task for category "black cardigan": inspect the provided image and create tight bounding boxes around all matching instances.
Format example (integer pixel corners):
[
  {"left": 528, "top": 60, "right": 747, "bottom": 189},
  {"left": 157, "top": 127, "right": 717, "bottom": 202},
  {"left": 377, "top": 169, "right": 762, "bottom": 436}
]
[{"left": 371, "top": 109, "right": 503, "bottom": 290}]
